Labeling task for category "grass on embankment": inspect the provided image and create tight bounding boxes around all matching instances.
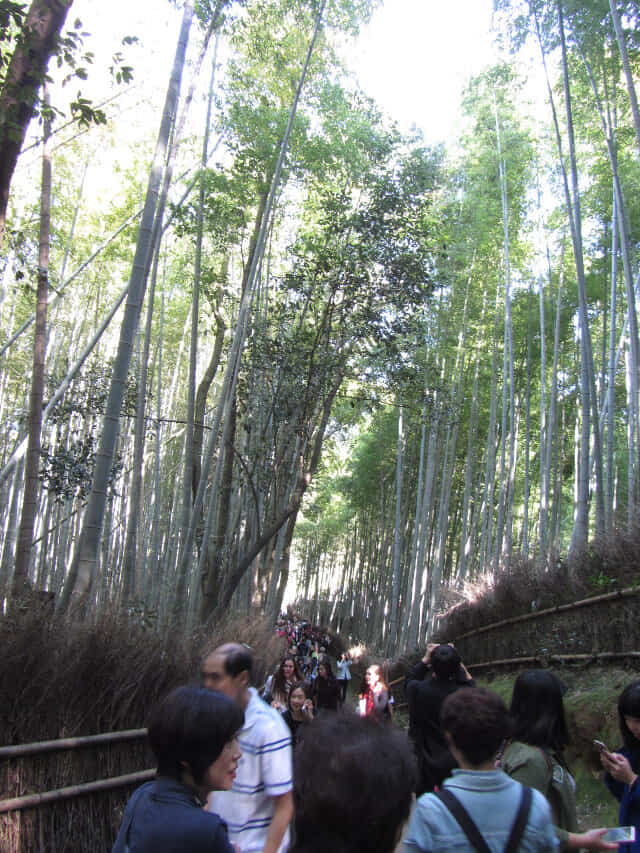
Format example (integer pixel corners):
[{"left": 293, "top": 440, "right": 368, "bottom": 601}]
[{"left": 476, "top": 665, "right": 635, "bottom": 829}]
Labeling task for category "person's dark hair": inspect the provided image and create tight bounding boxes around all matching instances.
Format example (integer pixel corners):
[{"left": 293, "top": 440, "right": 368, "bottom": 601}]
[
  {"left": 509, "top": 670, "right": 568, "bottom": 752},
  {"left": 288, "top": 681, "right": 310, "bottom": 712},
  {"left": 219, "top": 643, "right": 253, "bottom": 679},
  {"left": 440, "top": 687, "right": 512, "bottom": 765},
  {"left": 148, "top": 686, "right": 243, "bottom": 784},
  {"left": 317, "top": 655, "right": 334, "bottom": 680},
  {"left": 618, "top": 680, "right": 640, "bottom": 768},
  {"left": 273, "top": 655, "right": 304, "bottom": 697},
  {"left": 431, "top": 644, "right": 461, "bottom": 680},
  {"left": 291, "top": 711, "right": 416, "bottom": 853}
]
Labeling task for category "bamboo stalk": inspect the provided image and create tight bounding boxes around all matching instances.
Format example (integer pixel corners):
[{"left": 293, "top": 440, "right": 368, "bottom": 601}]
[
  {"left": 0, "top": 769, "right": 155, "bottom": 814},
  {"left": 450, "top": 585, "right": 640, "bottom": 641},
  {"left": 0, "top": 728, "right": 147, "bottom": 759}
]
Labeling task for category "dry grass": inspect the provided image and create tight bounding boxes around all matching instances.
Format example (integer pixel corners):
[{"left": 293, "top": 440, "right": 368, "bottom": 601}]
[
  {"left": 435, "top": 528, "right": 640, "bottom": 645},
  {"left": 0, "top": 607, "right": 283, "bottom": 852}
]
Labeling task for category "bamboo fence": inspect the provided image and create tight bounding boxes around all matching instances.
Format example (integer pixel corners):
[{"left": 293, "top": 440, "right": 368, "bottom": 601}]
[{"left": 443, "top": 585, "right": 640, "bottom": 666}]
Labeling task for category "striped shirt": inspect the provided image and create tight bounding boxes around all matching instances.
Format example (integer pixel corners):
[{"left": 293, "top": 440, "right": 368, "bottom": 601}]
[{"left": 208, "top": 687, "right": 293, "bottom": 853}]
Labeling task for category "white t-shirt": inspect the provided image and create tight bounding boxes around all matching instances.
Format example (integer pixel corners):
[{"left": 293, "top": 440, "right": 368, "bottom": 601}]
[{"left": 208, "top": 688, "right": 293, "bottom": 853}]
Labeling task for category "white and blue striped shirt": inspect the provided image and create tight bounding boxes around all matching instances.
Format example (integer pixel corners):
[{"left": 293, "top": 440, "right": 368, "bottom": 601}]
[{"left": 208, "top": 687, "right": 293, "bottom": 853}]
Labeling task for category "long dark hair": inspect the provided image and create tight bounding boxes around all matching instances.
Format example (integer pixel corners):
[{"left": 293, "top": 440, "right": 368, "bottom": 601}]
[
  {"left": 509, "top": 670, "right": 569, "bottom": 752},
  {"left": 273, "top": 655, "right": 304, "bottom": 698},
  {"left": 618, "top": 680, "right": 640, "bottom": 770},
  {"left": 316, "top": 655, "right": 335, "bottom": 681}
]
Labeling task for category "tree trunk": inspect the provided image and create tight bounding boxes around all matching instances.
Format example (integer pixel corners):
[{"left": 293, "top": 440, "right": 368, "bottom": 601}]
[
  {"left": 11, "top": 86, "right": 52, "bottom": 604},
  {"left": 0, "top": 460, "right": 23, "bottom": 598},
  {"left": 387, "top": 397, "right": 404, "bottom": 654},
  {"left": 184, "top": 0, "right": 327, "bottom": 603},
  {"left": 0, "top": 0, "right": 72, "bottom": 250},
  {"left": 609, "top": 0, "right": 640, "bottom": 159},
  {"left": 182, "top": 39, "right": 219, "bottom": 534},
  {"left": 58, "top": 1, "right": 195, "bottom": 610},
  {"left": 607, "top": 190, "right": 618, "bottom": 529},
  {"left": 120, "top": 225, "right": 164, "bottom": 602}
]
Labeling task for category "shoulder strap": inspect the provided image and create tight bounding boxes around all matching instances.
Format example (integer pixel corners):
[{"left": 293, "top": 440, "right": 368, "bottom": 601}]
[
  {"left": 504, "top": 786, "right": 532, "bottom": 853},
  {"left": 536, "top": 746, "right": 555, "bottom": 774},
  {"left": 434, "top": 789, "right": 492, "bottom": 853},
  {"left": 435, "top": 785, "right": 532, "bottom": 853}
]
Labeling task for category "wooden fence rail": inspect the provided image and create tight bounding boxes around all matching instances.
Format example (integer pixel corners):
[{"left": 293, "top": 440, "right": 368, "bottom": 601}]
[
  {"left": 0, "top": 728, "right": 151, "bottom": 815},
  {"left": 0, "top": 728, "right": 147, "bottom": 760},
  {"left": 0, "top": 770, "right": 155, "bottom": 814},
  {"left": 447, "top": 584, "right": 640, "bottom": 642},
  {"left": 466, "top": 650, "right": 640, "bottom": 671}
]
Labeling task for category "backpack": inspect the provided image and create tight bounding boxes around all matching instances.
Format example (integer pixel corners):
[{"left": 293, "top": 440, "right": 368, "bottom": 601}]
[{"left": 434, "top": 786, "right": 533, "bottom": 853}]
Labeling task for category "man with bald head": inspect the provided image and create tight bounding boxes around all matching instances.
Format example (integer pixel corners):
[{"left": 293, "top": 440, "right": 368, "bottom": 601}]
[{"left": 202, "top": 643, "right": 293, "bottom": 853}]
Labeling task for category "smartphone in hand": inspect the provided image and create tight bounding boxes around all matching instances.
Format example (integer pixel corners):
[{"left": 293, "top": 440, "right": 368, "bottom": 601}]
[{"left": 602, "top": 826, "right": 635, "bottom": 842}]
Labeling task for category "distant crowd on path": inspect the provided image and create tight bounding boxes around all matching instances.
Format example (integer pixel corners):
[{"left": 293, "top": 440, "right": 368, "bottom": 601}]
[
  {"left": 113, "top": 621, "right": 640, "bottom": 853},
  {"left": 266, "top": 613, "right": 394, "bottom": 725}
]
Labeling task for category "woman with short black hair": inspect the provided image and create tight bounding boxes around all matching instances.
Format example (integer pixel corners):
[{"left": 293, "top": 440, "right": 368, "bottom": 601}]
[{"left": 112, "top": 686, "right": 242, "bottom": 853}]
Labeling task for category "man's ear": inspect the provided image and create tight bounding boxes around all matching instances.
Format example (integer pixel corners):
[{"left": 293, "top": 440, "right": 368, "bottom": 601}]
[{"left": 239, "top": 670, "right": 250, "bottom": 689}]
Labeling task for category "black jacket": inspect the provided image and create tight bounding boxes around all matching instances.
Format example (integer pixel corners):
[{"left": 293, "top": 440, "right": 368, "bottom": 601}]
[
  {"left": 112, "top": 777, "right": 234, "bottom": 853},
  {"left": 405, "top": 661, "right": 475, "bottom": 794}
]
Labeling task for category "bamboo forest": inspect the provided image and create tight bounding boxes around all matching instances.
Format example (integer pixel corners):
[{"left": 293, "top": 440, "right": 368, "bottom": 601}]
[{"left": 2, "top": 0, "right": 640, "bottom": 655}]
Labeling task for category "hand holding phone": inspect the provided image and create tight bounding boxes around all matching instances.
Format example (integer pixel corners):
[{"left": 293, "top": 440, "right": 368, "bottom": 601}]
[
  {"left": 602, "top": 826, "right": 635, "bottom": 843},
  {"left": 594, "top": 739, "right": 610, "bottom": 753}
]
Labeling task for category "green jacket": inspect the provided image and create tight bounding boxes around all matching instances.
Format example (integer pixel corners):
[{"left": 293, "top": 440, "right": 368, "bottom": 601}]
[{"left": 501, "top": 740, "right": 577, "bottom": 850}]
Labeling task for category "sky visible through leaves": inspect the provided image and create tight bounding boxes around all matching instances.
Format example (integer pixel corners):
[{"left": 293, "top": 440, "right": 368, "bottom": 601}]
[{"left": 69, "top": 0, "right": 497, "bottom": 147}]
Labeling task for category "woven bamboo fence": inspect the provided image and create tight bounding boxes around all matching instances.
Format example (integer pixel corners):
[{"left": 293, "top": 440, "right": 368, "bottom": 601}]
[
  {"left": 0, "top": 729, "right": 153, "bottom": 852},
  {"left": 443, "top": 585, "right": 640, "bottom": 667}
]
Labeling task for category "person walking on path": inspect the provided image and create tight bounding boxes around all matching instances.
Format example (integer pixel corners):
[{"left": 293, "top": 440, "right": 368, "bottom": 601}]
[
  {"left": 311, "top": 658, "right": 341, "bottom": 713},
  {"left": 360, "top": 663, "right": 393, "bottom": 723},
  {"left": 202, "top": 643, "right": 293, "bottom": 853},
  {"left": 112, "top": 686, "right": 242, "bottom": 853},
  {"left": 405, "top": 643, "right": 474, "bottom": 793},
  {"left": 336, "top": 652, "right": 352, "bottom": 704},
  {"left": 502, "top": 669, "right": 616, "bottom": 852},
  {"left": 403, "top": 687, "right": 559, "bottom": 853}
]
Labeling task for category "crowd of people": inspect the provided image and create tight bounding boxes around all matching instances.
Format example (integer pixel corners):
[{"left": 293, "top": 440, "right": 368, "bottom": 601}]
[
  {"left": 113, "top": 624, "right": 640, "bottom": 853},
  {"left": 265, "top": 616, "right": 350, "bottom": 724}
]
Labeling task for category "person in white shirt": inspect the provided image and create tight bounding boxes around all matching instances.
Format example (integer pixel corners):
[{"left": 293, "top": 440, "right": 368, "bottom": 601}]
[{"left": 202, "top": 643, "right": 293, "bottom": 853}]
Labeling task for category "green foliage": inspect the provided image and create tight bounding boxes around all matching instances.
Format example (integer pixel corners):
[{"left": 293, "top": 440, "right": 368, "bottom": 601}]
[
  {"left": 0, "top": 4, "right": 134, "bottom": 134},
  {"left": 40, "top": 435, "right": 95, "bottom": 502},
  {"left": 0, "top": 0, "right": 26, "bottom": 79}
]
